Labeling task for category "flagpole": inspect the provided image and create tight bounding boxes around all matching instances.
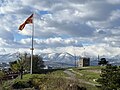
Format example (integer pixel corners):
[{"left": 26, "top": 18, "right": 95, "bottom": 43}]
[{"left": 30, "top": 13, "right": 34, "bottom": 74}]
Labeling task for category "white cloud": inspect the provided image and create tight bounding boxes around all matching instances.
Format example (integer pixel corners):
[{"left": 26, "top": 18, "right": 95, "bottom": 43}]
[
  {"left": 0, "top": 0, "right": 120, "bottom": 57},
  {"left": 19, "top": 37, "right": 83, "bottom": 48},
  {"left": 107, "top": 0, "right": 120, "bottom": 4}
]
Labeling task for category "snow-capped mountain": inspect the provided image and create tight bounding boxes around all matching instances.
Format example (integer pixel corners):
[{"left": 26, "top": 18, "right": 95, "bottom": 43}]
[
  {"left": 0, "top": 52, "right": 79, "bottom": 67},
  {"left": 0, "top": 52, "right": 19, "bottom": 63},
  {"left": 0, "top": 52, "right": 120, "bottom": 67},
  {"left": 39, "top": 52, "right": 78, "bottom": 67}
]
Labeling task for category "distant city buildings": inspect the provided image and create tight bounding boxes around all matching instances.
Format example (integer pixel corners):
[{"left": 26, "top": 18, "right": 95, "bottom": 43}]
[
  {"left": 78, "top": 57, "right": 90, "bottom": 67},
  {"left": 43, "top": 65, "right": 52, "bottom": 69},
  {"left": 0, "top": 62, "right": 10, "bottom": 71}
]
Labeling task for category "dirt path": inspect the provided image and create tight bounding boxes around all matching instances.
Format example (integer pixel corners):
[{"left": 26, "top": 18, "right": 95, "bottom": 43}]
[
  {"left": 64, "top": 70, "right": 76, "bottom": 79},
  {"left": 64, "top": 69, "right": 98, "bottom": 86}
]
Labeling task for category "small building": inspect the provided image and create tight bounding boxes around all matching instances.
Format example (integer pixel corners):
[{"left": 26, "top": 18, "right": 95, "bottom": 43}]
[{"left": 78, "top": 57, "right": 90, "bottom": 67}]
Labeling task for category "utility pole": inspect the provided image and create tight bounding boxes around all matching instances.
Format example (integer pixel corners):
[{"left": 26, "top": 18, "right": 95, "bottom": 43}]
[{"left": 98, "top": 54, "right": 100, "bottom": 65}]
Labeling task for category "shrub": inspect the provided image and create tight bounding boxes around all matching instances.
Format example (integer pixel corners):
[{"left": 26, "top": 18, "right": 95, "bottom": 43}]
[
  {"left": 97, "top": 64, "right": 120, "bottom": 90},
  {"left": 12, "top": 80, "right": 33, "bottom": 89}
]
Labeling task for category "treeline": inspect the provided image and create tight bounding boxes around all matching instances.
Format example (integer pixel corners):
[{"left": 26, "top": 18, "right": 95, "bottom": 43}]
[{"left": 10, "top": 53, "right": 45, "bottom": 73}]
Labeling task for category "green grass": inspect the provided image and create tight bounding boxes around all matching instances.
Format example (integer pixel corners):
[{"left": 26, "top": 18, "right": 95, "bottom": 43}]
[
  {"left": 22, "top": 74, "right": 46, "bottom": 80},
  {"left": 86, "top": 66, "right": 105, "bottom": 69},
  {"left": 78, "top": 83, "right": 101, "bottom": 90},
  {"left": 72, "top": 66, "right": 104, "bottom": 84},
  {"left": 2, "top": 67, "right": 103, "bottom": 90},
  {"left": 48, "top": 70, "right": 68, "bottom": 77},
  {"left": 62, "top": 66, "right": 103, "bottom": 90},
  {"left": 47, "top": 66, "right": 102, "bottom": 89},
  {"left": 77, "top": 70, "right": 100, "bottom": 83},
  {"left": 68, "top": 66, "right": 103, "bottom": 90},
  {"left": 2, "top": 69, "right": 80, "bottom": 90}
]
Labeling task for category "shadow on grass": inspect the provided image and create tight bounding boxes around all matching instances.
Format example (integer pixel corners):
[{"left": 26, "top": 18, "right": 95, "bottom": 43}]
[{"left": 33, "top": 68, "right": 66, "bottom": 74}]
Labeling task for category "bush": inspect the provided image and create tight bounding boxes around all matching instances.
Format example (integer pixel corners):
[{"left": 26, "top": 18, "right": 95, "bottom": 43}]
[
  {"left": 2, "top": 73, "right": 87, "bottom": 90},
  {"left": 2, "top": 80, "right": 14, "bottom": 90},
  {"left": 97, "top": 64, "right": 120, "bottom": 90},
  {"left": 12, "top": 80, "right": 33, "bottom": 89},
  {"left": 0, "top": 71, "right": 5, "bottom": 79},
  {"left": 31, "top": 75, "right": 86, "bottom": 90}
]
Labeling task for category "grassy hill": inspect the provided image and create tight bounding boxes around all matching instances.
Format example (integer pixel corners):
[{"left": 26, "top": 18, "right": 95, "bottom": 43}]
[
  {"left": 65, "top": 66, "right": 103, "bottom": 90},
  {"left": 2, "top": 66, "right": 103, "bottom": 90}
]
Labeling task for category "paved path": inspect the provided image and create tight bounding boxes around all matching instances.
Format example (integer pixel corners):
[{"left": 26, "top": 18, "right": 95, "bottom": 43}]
[
  {"left": 64, "top": 69, "right": 99, "bottom": 86},
  {"left": 64, "top": 70, "right": 76, "bottom": 79}
]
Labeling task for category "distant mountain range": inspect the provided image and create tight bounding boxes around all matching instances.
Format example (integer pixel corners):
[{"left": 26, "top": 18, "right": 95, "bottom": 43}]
[
  {"left": 0, "top": 52, "right": 19, "bottom": 63},
  {"left": 0, "top": 52, "right": 120, "bottom": 67},
  {"left": 39, "top": 52, "right": 78, "bottom": 68}
]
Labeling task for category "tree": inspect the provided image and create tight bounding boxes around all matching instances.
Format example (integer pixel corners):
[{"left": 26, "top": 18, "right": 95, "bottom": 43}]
[
  {"left": 28, "top": 55, "right": 45, "bottom": 73},
  {"left": 10, "top": 53, "right": 27, "bottom": 79},
  {"left": 23, "top": 54, "right": 45, "bottom": 72},
  {"left": 98, "top": 58, "right": 108, "bottom": 66},
  {"left": 10, "top": 53, "right": 45, "bottom": 78},
  {"left": 97, "top": 64, "right": 120, "bottom": 90},
  {"left": 0, "top": 71, "right": 5, "bottom": 83}
]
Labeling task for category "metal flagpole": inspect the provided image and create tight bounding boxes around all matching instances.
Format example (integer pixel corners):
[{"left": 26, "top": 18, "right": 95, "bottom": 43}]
[{"left": 30, "top": 13, "right": 34, "bottom": 74}]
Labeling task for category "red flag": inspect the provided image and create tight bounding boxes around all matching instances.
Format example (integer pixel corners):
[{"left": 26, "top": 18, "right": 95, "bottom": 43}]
[{"left": 19, "top": 14, "right": 33, "bottom": 30}]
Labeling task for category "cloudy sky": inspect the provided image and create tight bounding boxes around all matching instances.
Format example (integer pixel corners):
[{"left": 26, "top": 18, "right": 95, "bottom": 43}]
[{"left": 0, "top": 0, "right": 120, "bottom": 57}]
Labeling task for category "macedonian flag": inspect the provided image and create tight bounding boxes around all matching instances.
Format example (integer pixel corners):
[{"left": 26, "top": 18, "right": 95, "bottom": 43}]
[{"left": 19, "top": 14, "right": 33, "bottom": 30}]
